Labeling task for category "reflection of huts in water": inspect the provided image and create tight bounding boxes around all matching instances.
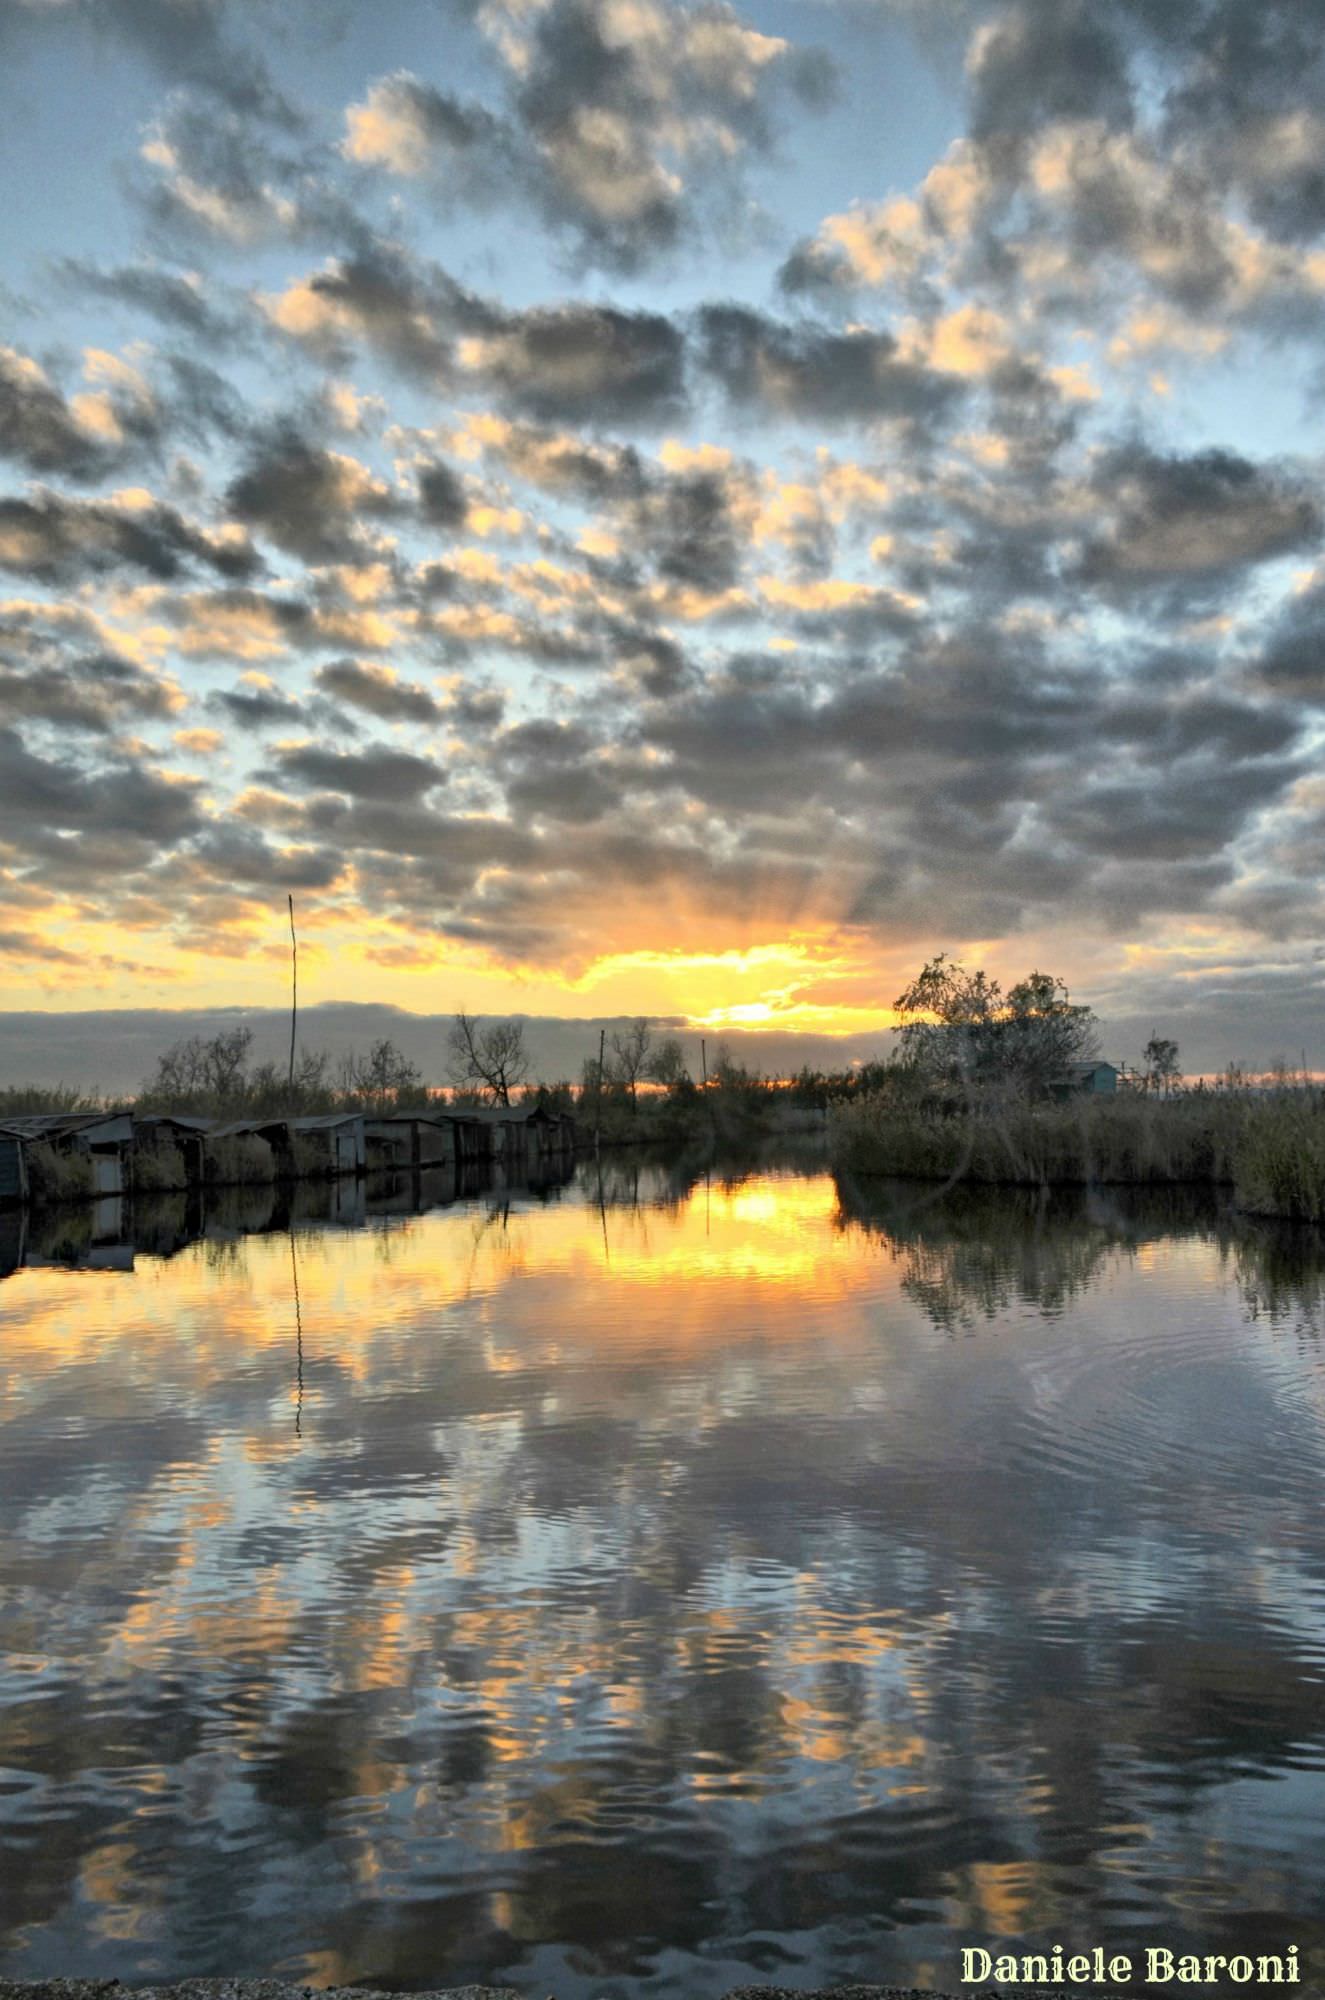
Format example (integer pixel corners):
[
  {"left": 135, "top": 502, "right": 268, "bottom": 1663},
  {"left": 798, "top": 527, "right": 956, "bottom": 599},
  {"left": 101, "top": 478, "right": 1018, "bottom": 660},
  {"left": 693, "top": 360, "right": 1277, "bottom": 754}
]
[
  {"left": 132, "top": 1113, "right": 211, "bottom": 1188},
  {"left": 1, "top": 1112, "right": 135, "bottom": 1197}
]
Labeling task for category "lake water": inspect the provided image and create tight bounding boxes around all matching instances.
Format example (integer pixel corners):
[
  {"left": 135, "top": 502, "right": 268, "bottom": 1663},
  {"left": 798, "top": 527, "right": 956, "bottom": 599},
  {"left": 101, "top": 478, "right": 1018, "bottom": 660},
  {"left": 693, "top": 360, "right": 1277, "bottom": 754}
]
[{"left": 4, "top": 1153, "right": 1325, "bottom": 1997}]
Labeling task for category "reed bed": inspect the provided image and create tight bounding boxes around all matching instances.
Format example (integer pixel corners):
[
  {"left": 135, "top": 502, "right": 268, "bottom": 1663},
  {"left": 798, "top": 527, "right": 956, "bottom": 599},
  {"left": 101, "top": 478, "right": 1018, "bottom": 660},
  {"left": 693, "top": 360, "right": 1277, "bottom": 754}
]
[{"left": 830, "top": 1089, "right": 1325, "bottom": 1220}]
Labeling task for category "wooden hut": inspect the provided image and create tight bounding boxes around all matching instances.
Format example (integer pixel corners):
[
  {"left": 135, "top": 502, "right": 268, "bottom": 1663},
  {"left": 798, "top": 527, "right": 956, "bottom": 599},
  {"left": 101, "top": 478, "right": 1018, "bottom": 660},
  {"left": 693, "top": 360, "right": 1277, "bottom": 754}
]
[
  {"left": 363, "top": 1114, "right": 420, "bottom": 1170},
  {"left": 1049, "top": 1061, "right": 1120, "bottom": 1101},
  {"left": 4, "top": 1112, "right": 135, "bottom": 1196},
  {"left": 365, "top": 1111, "right": 472, "bottom": 1169},
  {"left": 281, "top": 1112, "right": 366, "bottom": 1178},
  {"left": 0, "top": 1125, "right": 29, "bottom": 1205},
  {"left": 132, "top": 1113, "right": 211, "bottom": 1188},
  {"left": 203, "top": 1120, "right": 278, "bottom": 1184}
]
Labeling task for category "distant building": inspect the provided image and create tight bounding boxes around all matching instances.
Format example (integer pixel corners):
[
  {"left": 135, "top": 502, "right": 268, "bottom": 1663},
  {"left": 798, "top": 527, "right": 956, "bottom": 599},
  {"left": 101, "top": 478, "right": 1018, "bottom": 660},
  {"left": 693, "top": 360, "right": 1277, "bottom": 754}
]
[{"left": 1049, "top": 1061, "right": 1120, "bottom": 1101}]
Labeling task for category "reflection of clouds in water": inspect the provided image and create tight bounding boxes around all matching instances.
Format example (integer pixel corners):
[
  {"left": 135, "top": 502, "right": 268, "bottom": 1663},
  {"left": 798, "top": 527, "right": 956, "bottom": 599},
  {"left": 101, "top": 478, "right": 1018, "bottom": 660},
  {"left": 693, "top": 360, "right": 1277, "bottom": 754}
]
[{"left": 3, "top": 1169, "right": 1325, "bottom": 1992}]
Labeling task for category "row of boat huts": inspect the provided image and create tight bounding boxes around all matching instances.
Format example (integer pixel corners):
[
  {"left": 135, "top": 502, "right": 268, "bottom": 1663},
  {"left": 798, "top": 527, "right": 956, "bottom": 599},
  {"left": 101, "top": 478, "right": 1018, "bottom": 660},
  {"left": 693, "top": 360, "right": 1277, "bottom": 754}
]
[{"left": 0, "top": 1103, "right": 579, "bottom": 1206}]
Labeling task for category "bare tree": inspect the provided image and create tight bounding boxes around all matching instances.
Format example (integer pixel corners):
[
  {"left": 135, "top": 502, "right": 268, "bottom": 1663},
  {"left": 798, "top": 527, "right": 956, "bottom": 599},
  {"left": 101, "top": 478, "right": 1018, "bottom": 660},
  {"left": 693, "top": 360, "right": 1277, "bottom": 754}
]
[
  {"left": 202, "top": 1026, "right": 254, "bottom": 1100},
  {"left": 141, "top": 1026, "right": 253, "bottom": 1111},
  {"left": 339, "top": 1038, "right": 424, "bottom": 1109},
  {"left": 447, "top": 1011, "right": 529, "bottom": 1105},
  {"left": 607, "top": 1017, "right": 653, "bottom": 1109}
]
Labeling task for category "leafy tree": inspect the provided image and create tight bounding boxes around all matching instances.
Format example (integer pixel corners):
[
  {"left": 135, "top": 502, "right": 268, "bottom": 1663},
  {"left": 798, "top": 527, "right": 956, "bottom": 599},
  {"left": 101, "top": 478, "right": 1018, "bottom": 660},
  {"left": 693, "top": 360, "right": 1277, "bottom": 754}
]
[
  {"left": 647, "top": 1035, "right": 690, "bottom": 1090},
  {"left": 446, "top": 1011, "right": 529, "bottom": 1105},
  {"left": 1142, "top": 1035, "right": 1182, "bottom": 1097},
  {"left": 893, "top": 954, "right": 1098, "bottom": 1099}
]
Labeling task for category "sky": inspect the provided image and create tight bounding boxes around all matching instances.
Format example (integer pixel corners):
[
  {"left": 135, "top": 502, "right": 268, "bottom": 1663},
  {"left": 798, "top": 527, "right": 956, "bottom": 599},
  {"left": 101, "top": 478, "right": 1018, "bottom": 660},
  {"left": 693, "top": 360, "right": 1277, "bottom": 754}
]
[{"left": 2, "top": 0, "right": 1325, "bottom": 1081}]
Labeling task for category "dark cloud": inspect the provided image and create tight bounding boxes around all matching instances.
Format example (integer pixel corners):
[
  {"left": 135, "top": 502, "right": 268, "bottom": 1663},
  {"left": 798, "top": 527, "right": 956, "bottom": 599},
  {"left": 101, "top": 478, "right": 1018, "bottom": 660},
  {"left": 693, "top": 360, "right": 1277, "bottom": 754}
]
[
  {"left": 0, "top": 347, "right": 126, "bottom": 481},
  {"left": 1247, "top": 584, "right": 1325, "bottom": 703},
  {"left": 0, "top": 490, "right": 262, "bottom": 583},
  {"left": 492, "top": 717, "right": 621, "bottom": 823},
  {"left": 1078, "top": 445, "right": 1320, "bottom": 598},
  {"left": 469, "top": 303, "right": 686, "bottom": 424},
  {"left": 189, "top": 823, "right": 343, "bottom": 892},
  {"left": 225, "top": 424, "right": 400, "bottom": 563},
  {"left": 967, "top": 0, "right": 1135, "bottom": 150},
  {"left": 57, "top": 259, "right": 246, "bottom": 344},
  {"left": 441, "top": 682, "right": 507, "bottom": 731},
  {"left": 270, "top": 244, "right": 478, "bottom": 377},
  {"left": 416, "top": 460, "right": 469, "bottom": 529},
  {"left": 626, "top": 469, "right": 747, "bottom": 591},
  {"left": 268, "top": 743, "right": 448, "bottom": 801},
  {"left": 270, "top": 249, "right": 685, "bottom": 424},
  {"left": 348, "top": 0, "right": 835, "bottom": 274},
  {"left": 697, "top": 305, "right": 962, "bottom": 426},
  {"left": 0, "top": 651, "right": 179, "bottom": 735},
  {"left": 136, "top": 96, "right": 354, "bottom": 247},
  {"left": 210, "top": 685, "right": 307, "bottom": 731},
  {"left": 314, "top": 659, "right": 442, "bottom": 723},
  {"left": 0, "top": 728, "right": 204, "bottom": 853}
]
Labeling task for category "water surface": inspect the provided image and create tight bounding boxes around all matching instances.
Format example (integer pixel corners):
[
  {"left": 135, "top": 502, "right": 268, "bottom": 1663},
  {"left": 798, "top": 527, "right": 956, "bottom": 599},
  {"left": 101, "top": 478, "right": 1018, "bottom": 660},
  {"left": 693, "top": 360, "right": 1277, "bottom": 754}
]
[{"left": 3, "top": 1158, "right": 1325, "bottom": 1995}]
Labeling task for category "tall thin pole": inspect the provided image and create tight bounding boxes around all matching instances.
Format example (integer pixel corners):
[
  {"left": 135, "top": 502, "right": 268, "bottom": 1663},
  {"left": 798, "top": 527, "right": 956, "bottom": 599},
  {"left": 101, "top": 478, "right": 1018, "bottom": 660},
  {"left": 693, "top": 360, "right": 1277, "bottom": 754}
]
[
  {"left": 595, "top": 1025, "right": 605, "bottom": 1153},
  {"left": 287, "top": 894, "right": 298, "bottom": 1095},
  {"left": 700, "top": 1037, "right": 708, "bottom": 1091}
]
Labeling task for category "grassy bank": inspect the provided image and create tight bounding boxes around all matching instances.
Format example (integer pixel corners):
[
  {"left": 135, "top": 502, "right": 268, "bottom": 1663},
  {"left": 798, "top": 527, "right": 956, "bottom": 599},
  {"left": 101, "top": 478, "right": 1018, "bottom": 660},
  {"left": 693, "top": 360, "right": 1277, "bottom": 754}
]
[{"left": 829, "top": 1089, "right": 1325, "bottom": 1221}]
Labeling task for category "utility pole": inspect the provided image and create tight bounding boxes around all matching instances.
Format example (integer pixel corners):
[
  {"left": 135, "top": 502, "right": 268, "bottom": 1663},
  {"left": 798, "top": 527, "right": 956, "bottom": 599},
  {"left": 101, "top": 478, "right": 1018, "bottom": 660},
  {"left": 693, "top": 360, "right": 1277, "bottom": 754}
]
[{"left": 287, "top": 894, "right": 298, "bottom": 1096}]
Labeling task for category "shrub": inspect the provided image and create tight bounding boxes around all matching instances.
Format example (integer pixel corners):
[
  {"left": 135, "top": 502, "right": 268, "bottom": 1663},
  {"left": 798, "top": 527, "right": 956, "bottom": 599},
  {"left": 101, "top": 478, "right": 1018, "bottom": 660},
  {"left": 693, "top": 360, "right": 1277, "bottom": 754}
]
[
  {"left": 132, "top": 1138, "right": 189, "bottom": 1192},
  {"left": 205, "top": 1134, "right": 276, "bottom": 1186},
  {"left": 25, "top": 1141, "right": 95, "bottom": 1205}
]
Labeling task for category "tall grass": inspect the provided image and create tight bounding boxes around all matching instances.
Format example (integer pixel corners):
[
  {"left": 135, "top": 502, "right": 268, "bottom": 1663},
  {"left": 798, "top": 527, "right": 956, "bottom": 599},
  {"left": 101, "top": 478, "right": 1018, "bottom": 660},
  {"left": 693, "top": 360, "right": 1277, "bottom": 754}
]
[
  {"left": 25, "top": 1141, "right": 96, "bottom": 1204},
  {"left": 0, "top": 1084, "right": 121, "bottom": 1117},
  {"left": 1234, "top": 1097, "right": 1325, "bottom": 1221},
  {"left": 830, "top": 1089, "right": 1325, "bottom": 1218}
]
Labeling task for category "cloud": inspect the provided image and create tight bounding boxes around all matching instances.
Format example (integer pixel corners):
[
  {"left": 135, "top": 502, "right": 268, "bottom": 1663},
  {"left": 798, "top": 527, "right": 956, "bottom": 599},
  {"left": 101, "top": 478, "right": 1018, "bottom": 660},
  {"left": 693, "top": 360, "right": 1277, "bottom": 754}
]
[
  {"left": 314, "top": 659, "right": 442, "bottom": 724},
  {"left": 698, "top": 305, "right": 962, "bottom": 427},
  {"left": 267, "top": 742, "right": 448, "bottom": 801},
  {"left": 0, "top": 488, "right": 261, "bottom": 583},
  {"left": 0, "top": 648, "right": 182, "bottom": 735},
  {"left": 209, "top": 683, "right": 307, "bottom": 731},
  {"left": 260, "top": 243, "right": 474, "bottom": 377},
  {"left": 345, "top": 0, "right": 834, "bottom": 272},
  {"left": 225, "top": 425, "right": 400, "bottom": 563},
  {"left": 1077, "top": 445, "right": 1320, "bottom": 598},
  {"left": 459, "top": 302, "right": 686, "bottom": 423},
  {"left": 1247, "top": 582, "right": 1325, "bottom": 704},
  {"left": 4, "top": 0, "right": 299, "bottom": 124},
  {"left": 966, "top": 0, "right": 1135, "bottom": 149},
  {"left": 416, "top": 460, "right": 469, "bottom": 530},
  {"left": 0, "top": 727, "right": 205, "bottom": 857},
  {"left": 0, "top": 346, "right": 142, "bottom": 481},
  {"left": 58, "top": 259, "right": 247, "bottom": 345}
]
